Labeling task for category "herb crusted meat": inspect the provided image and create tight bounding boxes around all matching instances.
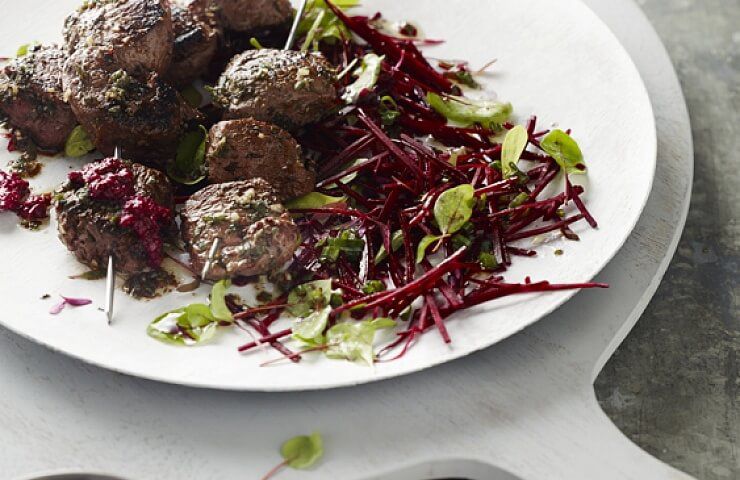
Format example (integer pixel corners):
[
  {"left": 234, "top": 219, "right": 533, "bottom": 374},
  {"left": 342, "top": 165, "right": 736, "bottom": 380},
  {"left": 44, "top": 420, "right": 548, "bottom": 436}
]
[
  {"left": 206, "top": 118, "right": 315, "bottom": 200},
  {"left": 180, "top": 179, "right": 300, "bottom": 280},
  {"left": 166, "top": 1, "right": 220, "bottom": 86},
  {"left": 62, "top": 47, "right": 197, "bottom": 167},
  {"left": 211, "top": 0, "right": 292, "bottom": 32},
  {"left": 212, "top": 49, "right": 338, "bottom": 130},
  {"left": 0, "top": 44, "right": 77, "bottom": 151},
  {"left": 55, "top": 159, "right": 175, "bottom": 275},
  {"left": 63, "top": 0, "right": 174, "bottom": 75}
]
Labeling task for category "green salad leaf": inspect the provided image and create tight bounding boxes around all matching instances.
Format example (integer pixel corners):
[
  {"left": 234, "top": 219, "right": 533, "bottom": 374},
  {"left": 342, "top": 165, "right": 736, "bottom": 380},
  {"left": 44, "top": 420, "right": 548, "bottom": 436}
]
[
  {"left": 148, "top": 282, "right": 233, "bottom": 345},
  {"left": 501, "top": 125, "right": 528, "bottom": 178},
  {"left": 539, "top": 129, "right": 586, "bottom": 174},
  {"left": 342, "top": 53, "right": 384, "bottom": 104},
  {"left": 287, "top": 279, "right": 335, "bottom": 318},
  {"left": 209, "top": 279, "right": 233, "bottom": 322},
  {"left": 427, "top": 93, "right": 512, "bottom": 128},
  {"left": 168, "top": 125, "right": 208, "bottom": 185},
  {"left": 286, "top": 192, "right": 345, "bottom": 210},
  {"left": 325, "top": 318, "right": 396, "bottom": 366},
  {"left": 280, "top": 432, "right": 324, "bottom": 469},
  {"left": 292, "top": 306, "right": 331, "bottom": 346},
  {"left": 180, "top": 85, "right": 203, "bottom": 108},
  {"left": 319, "top": 230, "right": 365, "bottom": 263},
  {"left": 416, "top": 234, "right": 442, "bottom": 264},
  {"left": 64, "top": 125, "right": 95, "bottom": 158},
  {"left": 434, "top": 184, "right": 475, "bottom": 235},
  {"left": 147, "top": 304, "right": 218, "bottom": 346},
  {"left": 298, "top": 0, "right": 359, "bottom": 51},
  {"left": 374, "top": 229, "right": 404, "bottom": 264}
]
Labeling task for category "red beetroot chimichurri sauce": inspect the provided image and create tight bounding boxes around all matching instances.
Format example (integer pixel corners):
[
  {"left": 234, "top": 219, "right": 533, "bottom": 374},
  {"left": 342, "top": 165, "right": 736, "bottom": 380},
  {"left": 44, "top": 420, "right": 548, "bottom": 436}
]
[
  {"left": 68, "top": 158, "right": 171, "bottom": 268},
  {"left": 0, "top": 170, "right": 50, "bottom": 220}
]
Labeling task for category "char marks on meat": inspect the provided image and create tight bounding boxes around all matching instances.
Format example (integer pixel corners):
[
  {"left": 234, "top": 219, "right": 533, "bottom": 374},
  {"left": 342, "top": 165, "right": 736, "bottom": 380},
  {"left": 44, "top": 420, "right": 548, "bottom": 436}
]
[
  {"left": 64, "top": 0, "right": 174, "bottom": 75},
  {"left": 211, "top": 0, "right": 292, "bottom": 32},
  {"left": 166, "top": 1, "right": 220, "bottom": 86},
  {"left": 206, "top": 118, "right": 314, "bottom": 200},
  {"left": 212, "top": 49, "right": 338, "bottom": 130},
  {"left": 0, "top": 45, "right": 77, "bottom": 151},
  {"left": 62, "top": 47, "right": 197, "bottom": 167},
  {"left": 180, "top": 179, "right": 300, "bottom": 280}
]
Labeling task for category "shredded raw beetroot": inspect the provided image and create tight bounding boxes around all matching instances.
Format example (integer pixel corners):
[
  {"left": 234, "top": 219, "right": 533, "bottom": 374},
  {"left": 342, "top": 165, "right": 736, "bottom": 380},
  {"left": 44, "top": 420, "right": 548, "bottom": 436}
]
[{"left": 230, "top": 2, "right": 608, "bottom": 363}]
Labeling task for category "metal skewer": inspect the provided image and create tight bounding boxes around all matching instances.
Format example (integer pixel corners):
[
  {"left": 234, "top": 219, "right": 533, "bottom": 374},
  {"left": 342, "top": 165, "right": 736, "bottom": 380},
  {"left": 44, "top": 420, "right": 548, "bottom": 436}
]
[
  {"left": 200, "top": 0, "right": 308, "bottom": 281},
  {"left": 104, "top": 146, "right": 123, "bottom": 325}
]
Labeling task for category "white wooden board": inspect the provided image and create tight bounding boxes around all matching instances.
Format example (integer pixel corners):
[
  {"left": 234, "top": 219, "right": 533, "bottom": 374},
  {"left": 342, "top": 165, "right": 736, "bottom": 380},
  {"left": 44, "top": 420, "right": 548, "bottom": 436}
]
[{"left": 0, "top": 0, "right": 694, "bottom": 478}]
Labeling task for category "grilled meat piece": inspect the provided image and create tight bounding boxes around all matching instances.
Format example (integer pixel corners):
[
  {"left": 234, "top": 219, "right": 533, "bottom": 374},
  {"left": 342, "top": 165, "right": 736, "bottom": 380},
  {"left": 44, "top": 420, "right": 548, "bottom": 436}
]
[
  {"left": 62, "top": 47, "right": 197, "bottom": 167},
  {"left": 206, "top": 119, "right": 314, "bottom": 200},
  {"left": 64, "top": 0, "right": 174, "bottom": 75},
  {"left": 0, "top": 45, "right": 77, "bottom": 151},
  {"left": 55, "top": 159, "right": 175, "bottom": 275},
  {"left": 212, "top": 0, "right": 292, "bottom": 32},
  {"left": 211, "top": 49, "right": 338, "bottom": 130},
  {"left": 180, "top": 179, "right": 300, "bottom": 280},
  {"left": 166, "top": 1, "right": 220, "bottom": 86}
]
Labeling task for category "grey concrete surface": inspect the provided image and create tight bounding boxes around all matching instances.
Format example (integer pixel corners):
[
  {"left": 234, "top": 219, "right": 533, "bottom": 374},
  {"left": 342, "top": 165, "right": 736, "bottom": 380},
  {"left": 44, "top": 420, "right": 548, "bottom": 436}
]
[{"left": 593, "top": 1, "right": 739, "bottom": 479}]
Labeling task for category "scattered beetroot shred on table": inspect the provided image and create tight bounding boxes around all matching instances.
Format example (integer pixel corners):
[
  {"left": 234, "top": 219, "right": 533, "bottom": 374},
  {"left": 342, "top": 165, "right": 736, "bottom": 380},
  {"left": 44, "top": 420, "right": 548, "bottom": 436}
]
[{"left": 231, "top": 1, "right": 608, "bottom": 363}]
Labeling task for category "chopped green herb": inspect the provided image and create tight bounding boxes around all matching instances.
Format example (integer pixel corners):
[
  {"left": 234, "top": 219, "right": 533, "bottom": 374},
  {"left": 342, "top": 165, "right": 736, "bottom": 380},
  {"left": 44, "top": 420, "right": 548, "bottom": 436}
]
[
  {"left": 501, "top": 125, "right": 528, "bottom": 178},
  {"left": 319, "top": 230, "right": 365, "bottom": 263},
  {"left": 359, "top": 280, "right": 383, "bottom": 295},
  {"left": 16, "top": 42, "right": 38, "bottom": 57},
  {"left": 478, "top": 251, "right": 498, "bottom": 270},
  {"left": 427, "top": 93, "right": 512, "bottom": 129},
  {"left": 287, "top": 279, "right": 335, "bottom": 318},
  {"left": 509, "top": 192, "right": 530, "bottom": 208},
  {"left": 378, "top": 95, "right": 401, "bottom": 126},
  {"left": 64, "top": 126, "right": 95, "bottom": 158},
  {"left": 554, "top": 248, "right": 564, "bottom": 256},
  {"left": 539, "top": 129, "right": 586, "bottom": 174}
]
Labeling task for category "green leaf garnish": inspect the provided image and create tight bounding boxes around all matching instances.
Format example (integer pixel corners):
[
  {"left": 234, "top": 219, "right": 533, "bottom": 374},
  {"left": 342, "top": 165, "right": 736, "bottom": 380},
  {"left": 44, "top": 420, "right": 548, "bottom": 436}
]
[
  {"left": 325, "top": 318, "right": 396, "bottom": 366},
  {"left": 210, "top": 279, "right": 233, "bottom": 322},
  {"left": 292, "top": 305, "right": 330, "bottom": 346},
  {"left": 297, "top": 0, "right": 359, "bottom": 51},
  {"left": 280, "top": 432, "right": 324, "bottom": 469},
  {"left": 249, "top": 37, "right": 265, "bottom": 50},
  {"left": 539, "top": 129, "right": 586, "bottom": 174},
  {"left": 168, "top": 125, "right": 208, "bottom": 185},
  {"left": 378, "top": 95, "right": 400, "bottom": 126},
  {"left": 374, "top": 229, "right": 404, "bottom": 264},
  {"left": 180, "top": 85, "right": 203, "bottom": 108},
  {"left": 501, "top": 125, "right": 528, "bottom": 178},
  {"left": 64, "top": 125, "right": 95, "bottom": 158},
  {"left": 478, "top": 251, "right": 498, "bottom": 270},
  {"left": 147, "top": 304, "right": 218, "bottom": 346},
  {"left": 16, "top": 42, "right": 38, "bottom": 57},
  {"left": 427, "top": 93, "right": 512, "bottom": 129},
  {"left": 416, "top": 234, "right": 442, "bottom": 264},
  {"left": 434, "top": 184, "right": 475, "bottom": 235},
  {"left": 287, "top": 279, "right": 335, "bottom": 318},
  {"left": 286, "top": 192, "right": 345, "bottom": 209},
  {"left": 342, "top": 53, "right": 384, "bottom": 104}
]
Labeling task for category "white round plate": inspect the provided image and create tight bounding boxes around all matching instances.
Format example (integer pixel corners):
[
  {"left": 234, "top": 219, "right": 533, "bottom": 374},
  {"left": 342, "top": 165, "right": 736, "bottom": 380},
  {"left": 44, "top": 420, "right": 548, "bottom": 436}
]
[{"left": 0, "top": 0, "right": 655, "bottom": 391}]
